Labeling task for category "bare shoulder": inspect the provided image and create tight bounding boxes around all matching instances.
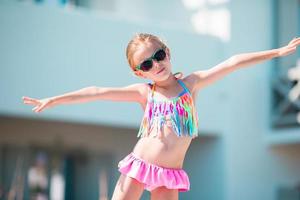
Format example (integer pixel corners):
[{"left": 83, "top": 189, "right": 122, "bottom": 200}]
[
  {"left": 134, "top": 82, "right": 151, "bottom": 103},
  {"left": 137, "top": 82, "right": 151, "bottom": 96},
  {"left": 134, "top": 82, "right": 152, "bottom": 108},
  {"left": 182, "top": 74, "right": 197, "bottom": 94}
]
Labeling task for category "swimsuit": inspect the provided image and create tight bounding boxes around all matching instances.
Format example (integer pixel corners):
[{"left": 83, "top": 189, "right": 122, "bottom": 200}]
[
  {"left": 138, "top": 78, "right": 199, "bottom": 138},
  {"left": 118, "top": 152, "right": 190, "bottom": 192},
  {"left": 118, "top": 78, "right": 199, "bottom": 192}
]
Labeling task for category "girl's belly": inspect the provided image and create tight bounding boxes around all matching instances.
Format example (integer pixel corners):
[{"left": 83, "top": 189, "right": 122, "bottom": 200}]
[{"left": 132, "top": 126, "right": 192, "bottom": 169}]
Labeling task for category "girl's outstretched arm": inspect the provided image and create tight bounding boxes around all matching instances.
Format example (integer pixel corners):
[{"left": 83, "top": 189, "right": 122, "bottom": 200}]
[
  {"left": 187, "top": 37, "right": 300, "bottom": 93},
  {"left": 22, "top": 83, "right": 147, "bottom": 113}
]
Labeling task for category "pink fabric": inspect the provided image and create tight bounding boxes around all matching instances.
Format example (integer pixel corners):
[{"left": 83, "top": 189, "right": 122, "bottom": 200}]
[{"left": 118, "top": 152, "right": 190, "bottom": 192}]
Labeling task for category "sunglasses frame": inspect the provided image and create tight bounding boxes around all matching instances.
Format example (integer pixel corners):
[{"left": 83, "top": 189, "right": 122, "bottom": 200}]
[{"left": 135, "top": 48, "right": 166, "bottom": 72}]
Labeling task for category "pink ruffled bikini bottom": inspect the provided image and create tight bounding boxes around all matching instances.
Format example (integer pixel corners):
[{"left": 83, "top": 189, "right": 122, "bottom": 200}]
[{"left": 117, "top": 152, "right": 190, "bottom": 192}]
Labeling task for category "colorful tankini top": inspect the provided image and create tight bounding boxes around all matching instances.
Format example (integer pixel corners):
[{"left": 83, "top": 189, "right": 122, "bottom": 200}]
[{"left": 137, "top": 78, "right": 199, "bottom": 138}]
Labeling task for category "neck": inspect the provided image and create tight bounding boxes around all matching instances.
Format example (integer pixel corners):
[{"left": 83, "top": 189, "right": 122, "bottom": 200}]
[{"left": 154, "top": 73, "right": 178, "bottom": 89}]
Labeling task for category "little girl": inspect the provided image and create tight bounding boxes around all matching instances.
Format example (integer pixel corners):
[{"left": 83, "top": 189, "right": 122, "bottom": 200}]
[{"left": 23, "top": 34, "right": 300, "bottom": 200}]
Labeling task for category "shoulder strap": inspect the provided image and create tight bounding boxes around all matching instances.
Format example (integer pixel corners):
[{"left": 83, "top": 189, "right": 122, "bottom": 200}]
[
  {"left": 147, "top": 83, "right": 155, "bottom": 98},
  {"left": 177, "top": 79, "right": 191, "bottom": 95}
]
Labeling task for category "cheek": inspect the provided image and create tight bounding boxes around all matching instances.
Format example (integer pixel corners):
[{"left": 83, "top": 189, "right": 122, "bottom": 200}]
[
  {"left": 163, "top": 62, "right": 172, "bottom": 71},
  {"left": 164, "top": 57, "right": 171, "bottom": 66}
]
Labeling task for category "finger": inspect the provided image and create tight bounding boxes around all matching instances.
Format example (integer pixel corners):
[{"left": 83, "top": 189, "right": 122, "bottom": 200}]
[
  {"left": 35, "top": 106, "right": 43, "bottom": 113},
  {"left": 289, "top": 37, "right": 300, "bottom": 45},
  {"left": 24, "top": 100, "right": 40, "bottom": 106},
  {"left": 23, "top": 96, "right": 39, "bottom": 103},
  {"left": 23, "top": 100, "right": 36, "bottom": 105},
  {"left": 281, "top": 47, "right": 296, "bottom": 56},
  {"left": 23, "top": 97, "right": 37, "bottom": 101},
  {"left": 295, "top": 39, "right": 300, "bottom": 46},
  {"left": 285, "top": 46, "right": 297, "bottom": 52},
  {"left": 23, "top": 96, "right": 33, "bottom": 100},
  {"left": 292, "top": 45, "right": 300, "bottom": 50},
  {"left": 34, "top": 108, "right": 42, "bottom": 113},
  {"left": 36, "top": 103, "right": 46, "bottom": 113},
  {"left": 288, "top": 47, "right": 297, "bottom": 53},
  {"left": 32, "top": 107, "right": 38, "bottom": 112},
  {"left": 292, "top": 38, "right": 300, "bottom": 45},
  {"left": 23, "top": 99, "right": 40, "bottom": 105},
  {"left": 287, "top": 40, "right": 300, "bottom": 49}
]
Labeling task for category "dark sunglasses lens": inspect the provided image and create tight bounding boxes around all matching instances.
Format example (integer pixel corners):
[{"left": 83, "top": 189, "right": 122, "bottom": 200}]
[
  {"left": 154, "top": 49, "right": 166, "bottom": 61},
  {"left": 140, "top": 60, "right": 153, "bottom": 71}
]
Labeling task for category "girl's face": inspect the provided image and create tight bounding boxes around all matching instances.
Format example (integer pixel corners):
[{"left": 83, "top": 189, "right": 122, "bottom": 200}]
[{"left": 132, "top": 41, "right": 172, "bottom": 82}]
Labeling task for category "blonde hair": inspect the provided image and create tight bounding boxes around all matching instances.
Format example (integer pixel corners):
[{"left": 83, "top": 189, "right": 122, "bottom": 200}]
[
  {"left": 126, "top": 33, "right": 183, "bottom": 78},
  {"left": 126, "top": 33, "right": 168, "bottom": 70}
]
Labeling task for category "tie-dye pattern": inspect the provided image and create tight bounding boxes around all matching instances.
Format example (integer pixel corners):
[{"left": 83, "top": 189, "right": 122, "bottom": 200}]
[{"left": 137, "top": 79, "right": 199, "bottom": 138}]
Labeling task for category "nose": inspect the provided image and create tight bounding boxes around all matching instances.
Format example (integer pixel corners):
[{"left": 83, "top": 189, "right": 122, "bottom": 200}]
[{"left": 152, "top": 60, "right": 160, "bottom": 69}]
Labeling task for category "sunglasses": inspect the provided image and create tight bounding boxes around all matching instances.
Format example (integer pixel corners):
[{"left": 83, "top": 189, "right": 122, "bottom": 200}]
[{"left": 135, "top": 48, "right": 167, "bottom": 72}]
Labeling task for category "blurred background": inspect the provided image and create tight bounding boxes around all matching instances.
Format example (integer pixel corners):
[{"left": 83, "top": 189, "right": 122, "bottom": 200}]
[{"left": 0, "top": 0, "right": 300, "bottom": 199}]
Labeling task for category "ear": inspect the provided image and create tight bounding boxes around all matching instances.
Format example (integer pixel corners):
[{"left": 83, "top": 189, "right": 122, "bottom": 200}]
[{"left": 133, "top": 70, "right": 146, "bottom": 78}]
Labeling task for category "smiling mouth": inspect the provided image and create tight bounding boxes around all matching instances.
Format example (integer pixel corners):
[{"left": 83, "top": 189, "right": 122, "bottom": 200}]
[{"left": 157, "top": 68, "right": 165, "bottom": 74}]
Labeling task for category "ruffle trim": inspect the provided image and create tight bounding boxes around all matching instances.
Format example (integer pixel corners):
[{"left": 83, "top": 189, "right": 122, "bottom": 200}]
[
  {"left": 137, "top": 92, "right": 199, "bottom": 138},
  {"left": 118, "top": 153, "right": 190, "bottom": 192}
]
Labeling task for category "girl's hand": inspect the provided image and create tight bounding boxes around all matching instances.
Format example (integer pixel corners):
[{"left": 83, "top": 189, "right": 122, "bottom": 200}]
[
  {"left": 278, "top": 37, "right": 300, "bottom": 57},
  {"left": 22, "top": 96, "right": 55, "bottom": 113}
]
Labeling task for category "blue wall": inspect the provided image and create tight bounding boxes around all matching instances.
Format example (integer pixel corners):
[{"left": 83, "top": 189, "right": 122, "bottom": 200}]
[
  {"left": 0, "top": 0, "right": 226, "bottom": 134},
  {"left": 1, "top": 0, "right": 300, "bottom": 200}
]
